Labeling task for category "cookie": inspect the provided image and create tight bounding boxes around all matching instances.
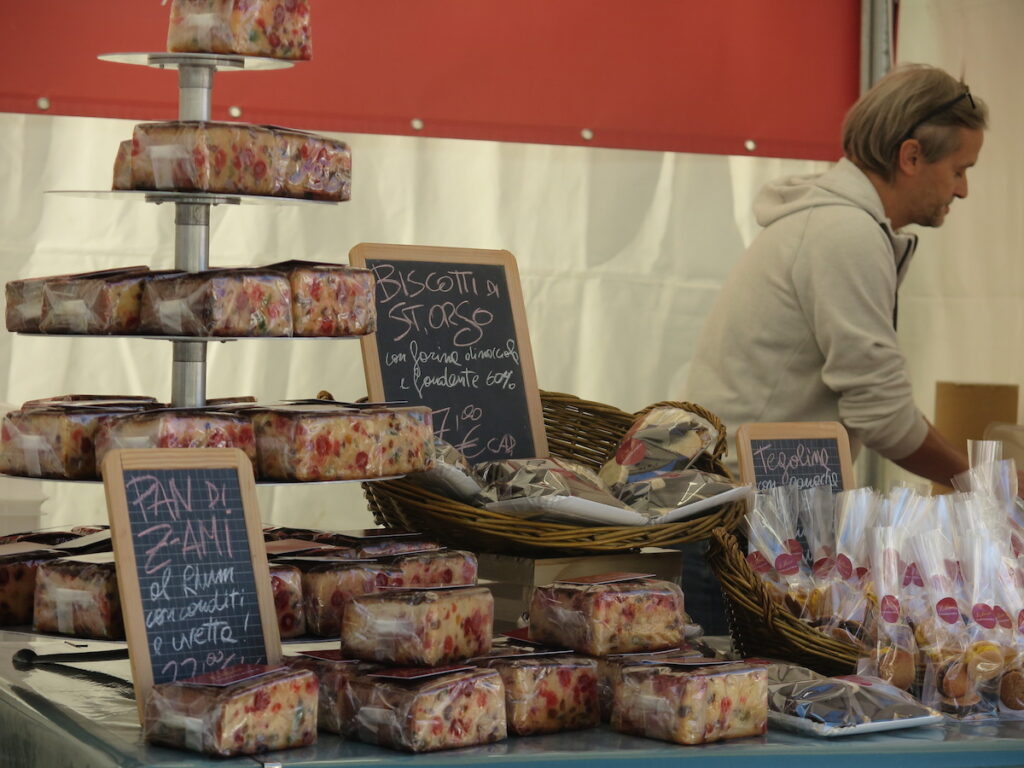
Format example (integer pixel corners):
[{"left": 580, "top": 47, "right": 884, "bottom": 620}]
[
  {"left": 876, "top": 646, "right": 916, "bottom": 691},
  {"left": 999, "top": 668, "right": 1024, "bottom": 710}
]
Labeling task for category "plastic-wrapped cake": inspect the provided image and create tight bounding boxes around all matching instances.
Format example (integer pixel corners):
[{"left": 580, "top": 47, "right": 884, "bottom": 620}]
[
  {"left": 293, "top": 559, "right": 399, "bottom": 637},
  {"left": 481, "top": 654, "right": 599, "bottom": 735},
  {"left": 283, "top": 650, "right": 369, "bottom": 735},
  {"left": 612, "top": 662, "right": 768, "bottom": 745},
  {"left": 528, "top": 575, "right": 686, "bottom": 655},
  {"left": 269, "top": 563, "right": 305, "bottom": 638},
  {"left": 388, "top": 549, "right": 478, "bottom": 588},
  {"left": 167, "top": 0, "right": 313, "bottom": 60},
  {"left": 596, "top": 647, "right": 706, "bottom": 721},
  {"left": 123, "top": 122, "right": 350, "bottom": 202},
  {"left": 252, "top": 403, "right": 434, "bottom": 481},
  {"left": 32, "top": 554, "right": 124, "bottom": 640},
  {"left": 0, "top": 401, "right": 154, "bottom": 480},
  {"left": 349, "top": 667, "right": 506, "bottom": 752},
  {"left": 38, "top": 269, "right": 155, "bottom": 334},
  {"left": 139, "top": 268, "right": 293, "bottom": 337},
  {"left": 341, "top": 586, "right": 493, "bottom": 666},
  {"left": 0, "top": 544, "right": 61, "bottom": 626},
  {"left": 269, "top": 261, "right": 376, "bottom": 337},
  {"left": 94, "top": 409, "right": 258, "bottom": 474},
  {"left": 144, "top": 664, "right": 319, "bottom": 757}
]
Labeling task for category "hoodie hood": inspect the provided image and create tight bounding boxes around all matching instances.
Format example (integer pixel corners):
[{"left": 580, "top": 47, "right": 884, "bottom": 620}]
[{"left": 753, "top": 157, "right": 917, "bottom": 280}]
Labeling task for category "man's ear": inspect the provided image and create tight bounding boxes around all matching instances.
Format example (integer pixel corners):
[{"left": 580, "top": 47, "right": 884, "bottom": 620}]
[{"left": 897, "top": 138, "right": 923, "bottom": 176}]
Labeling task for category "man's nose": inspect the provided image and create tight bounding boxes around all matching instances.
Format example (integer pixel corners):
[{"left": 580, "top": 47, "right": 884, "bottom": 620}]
[{"left": 955, "top": 176, "right": 969, "bottom": 198}]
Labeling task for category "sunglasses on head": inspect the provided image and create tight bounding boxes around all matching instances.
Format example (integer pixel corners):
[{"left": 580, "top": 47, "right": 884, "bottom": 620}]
[{"left": 899, "top": 87, "right": 975, "bottom": 147}]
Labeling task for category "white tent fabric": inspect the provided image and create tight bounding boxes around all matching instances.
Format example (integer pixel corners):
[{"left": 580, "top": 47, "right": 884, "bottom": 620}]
[{"left": 0, "top": 0, "right": 1020, "bottom": 532}]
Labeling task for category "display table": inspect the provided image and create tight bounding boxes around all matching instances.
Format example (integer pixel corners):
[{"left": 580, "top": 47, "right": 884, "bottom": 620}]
[{"left": 1, "top": 630, "right": 1022, "bottom": 768}]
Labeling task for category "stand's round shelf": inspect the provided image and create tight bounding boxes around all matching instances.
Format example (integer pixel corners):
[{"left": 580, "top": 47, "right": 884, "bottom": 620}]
[{"left": 99, "top": 51, "right": 295, "bottom": 72}]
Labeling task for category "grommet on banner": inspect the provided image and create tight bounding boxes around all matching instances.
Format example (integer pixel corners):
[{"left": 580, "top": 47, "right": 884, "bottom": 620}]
[
  {"left": 580, "top": 128, "right": 594, "bottom": 141},
  {"left": 228, "top": 105, "right": 243, "bottom": 118},
  {"left": 744, "top": 139, "right": 757, "bottom": 151},
  {"left": 410, "top": 118, "right": 424, "bottom": 130},
  {"left": 37, "top": 97, "right": 51, "bottom": 111}
]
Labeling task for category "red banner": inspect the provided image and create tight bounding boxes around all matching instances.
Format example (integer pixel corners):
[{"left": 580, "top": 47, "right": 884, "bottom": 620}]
[{"left": 5, "top": 0, "right": 860, "bottom": 160}]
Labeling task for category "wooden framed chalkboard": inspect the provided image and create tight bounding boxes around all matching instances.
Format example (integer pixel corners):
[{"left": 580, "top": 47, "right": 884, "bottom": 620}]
[
  {"left": 101, "top": 448, "right": 281, "bottom": 722},
  {"left": 351, "top": 242, "right": 548, "bottom": 463},
  {"left": 735, "top": 422, "right": 854, "bottom": 492}
]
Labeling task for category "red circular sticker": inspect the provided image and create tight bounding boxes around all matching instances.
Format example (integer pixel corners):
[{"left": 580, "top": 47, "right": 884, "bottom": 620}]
[
  {"left": 774, "top": 552, "right": 802, "bottom": 576},
  {"left": 812, "top": 557, "right": 835, "bottom": 579},
  {"left": 836, "top": 553, "right": 853, "bottom": 581},
  {"left": 855, "top": 566, "right": 869, "bottom": 580},
  {"left": 746, "top": 551, "right": 773, "bottom": 574},
  {"left": 615, "top": 438, "right": 646, "bottom": 466},
  {"left": 880, "top": 594, "right": 901, "bottom": 624},
  {"left": 993, "top": 605, "right": 1013, "bottom": 630},
  {"left": 972, "top": 603, "right": 997, "bottom": 629},
  {"left": 936, "top": 597, "right": 960, "bottom": 625},
  {"left": 786, "top": 538, "right": 803, "bottom": 556}
]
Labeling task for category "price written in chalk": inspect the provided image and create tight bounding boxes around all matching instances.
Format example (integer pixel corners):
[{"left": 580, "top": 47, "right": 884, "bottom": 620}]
[{"left": 123, "top": 467, "right": 268, "bottom": 683}]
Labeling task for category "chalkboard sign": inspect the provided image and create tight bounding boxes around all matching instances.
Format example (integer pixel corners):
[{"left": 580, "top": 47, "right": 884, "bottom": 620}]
[
  {"left": 102, "top": 448, "right": 280, "bottom": 722},
  {"left": 351, "top": 243, "right": 548, "bottom": 463},
  {"left": 735, "top": 422, "right": 854, "bottom": 492}
]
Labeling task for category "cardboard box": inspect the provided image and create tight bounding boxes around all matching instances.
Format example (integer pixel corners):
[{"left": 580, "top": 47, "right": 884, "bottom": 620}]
[
  {"left": 934, "top": 381, "right": 1019, "bottom": 493},
  {"left": 477, "top": 548, "right": 684, "bottom": 632}
]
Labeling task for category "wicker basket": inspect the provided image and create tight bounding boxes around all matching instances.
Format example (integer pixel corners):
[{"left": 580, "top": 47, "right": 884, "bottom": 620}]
[
  {"left": 707, "top": 526, "right": 861, "bottom": 676},
  {"left": 363, "top": 390, "right": 746, "bottom": 557}
]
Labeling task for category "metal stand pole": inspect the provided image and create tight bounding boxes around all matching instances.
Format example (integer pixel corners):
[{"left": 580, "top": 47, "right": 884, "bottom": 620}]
[{"left": 170, "top": 62, "right": 215, "bottom": 407}]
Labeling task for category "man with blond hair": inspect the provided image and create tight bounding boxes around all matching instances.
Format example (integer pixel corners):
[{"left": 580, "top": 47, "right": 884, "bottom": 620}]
[{"left": 687, "top": 63, "right": 987, "bottom": 487}]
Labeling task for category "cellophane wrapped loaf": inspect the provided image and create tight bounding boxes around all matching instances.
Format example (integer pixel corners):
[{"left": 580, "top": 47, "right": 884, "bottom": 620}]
[
  {"left": 167, "top": 0, "right": 312, "bottom": 60},
  {"left": 33, "top": 554, "right": 123, "bottom": 639},
  {"left": 528, "top": 577, "right": 686, "bottom": 656},
  {"left": 125, "top": 122, "right": 350, "bottom": 201},
  {"left": 612, "top": 662, "right": 768, "bottom": 745},
  {"left": 349, "top": 667, "right": 507, "bottom": 752},
  {"left": 252, "top": 404, "right": 434, "bottom": 481},
  {"left": 0, "top": 401, "right": 155, "bottom": 480},
  {"left": 341, "top": 586, "right": 493, "bottom": 666},
  {"left": 283, "top": 651, "right": 369, "bottom": 735},
  {"left": 6, "top": 268, "right": 148, "bottom": 333},
  {"left": 140, "top": 269, "right": 293, "bottom": 337},
  {"left": 294, "top": 559, "right": 399, "bottom": 637},
  {"left": 0, "top": 545, "right": 61, "bottom": 626},
  {"left": 269, "top": 260, "right": 376, "bottom": 336},
  {"left": 144, "top": 665, "right": 319, "bottom": 757},
  {"left": 38, "top": 269, "right": 155, "bottom": 334},
  {"left": 269, "top": 563, "right": 305, "bottom": 638},
  {"left": 481, "top": 655, "right": 599, "bottom": 735},
  {"left": 389, "top": 549, "right": 478, "bottom": 589},
  {"left": 596, "top": 648, "right": 706, "bottom": 721},
  {"left": 94, "top": 409, "right": 258, "bottom": 474}
]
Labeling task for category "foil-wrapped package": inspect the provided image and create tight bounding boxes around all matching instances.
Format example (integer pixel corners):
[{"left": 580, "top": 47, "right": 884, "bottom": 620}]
[
  {"left": 598, "top": 407, "right": 715, "bottom": 489},
  {"left": 617, "top": 468, "right": 742, "bottom": 519}
]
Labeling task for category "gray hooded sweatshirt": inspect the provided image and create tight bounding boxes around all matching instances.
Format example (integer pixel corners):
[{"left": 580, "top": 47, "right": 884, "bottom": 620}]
[{"left": 685, "top": 158, "right": 929, "bottom": 462}]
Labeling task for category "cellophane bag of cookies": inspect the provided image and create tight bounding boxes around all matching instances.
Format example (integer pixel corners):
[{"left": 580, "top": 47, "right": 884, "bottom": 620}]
[
  {"left": 745, "top": 488, "right": 813, "bottom": 618},
  {"left": 810, "top": 488, "right": 878, "bottom": 649},
  {"left": 961, "top": 523, "right": 1017, "bottom": 715},
  {"left": 798, "top": 485, "right": 836, "bottom": 583},
  {"left": 910, "top": 527, "right": 990, "bottom": 720},
  {"left": 597, "top": 406, "right": 714, "bottom": 490},
  {"left": 857, "top": 527, "right": 919, "bottom": 692}
]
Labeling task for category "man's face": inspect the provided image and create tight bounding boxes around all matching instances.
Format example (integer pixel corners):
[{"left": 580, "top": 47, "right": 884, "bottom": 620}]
[{"left": 908, "top": 127, "right": 984, "bottom": 228}]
